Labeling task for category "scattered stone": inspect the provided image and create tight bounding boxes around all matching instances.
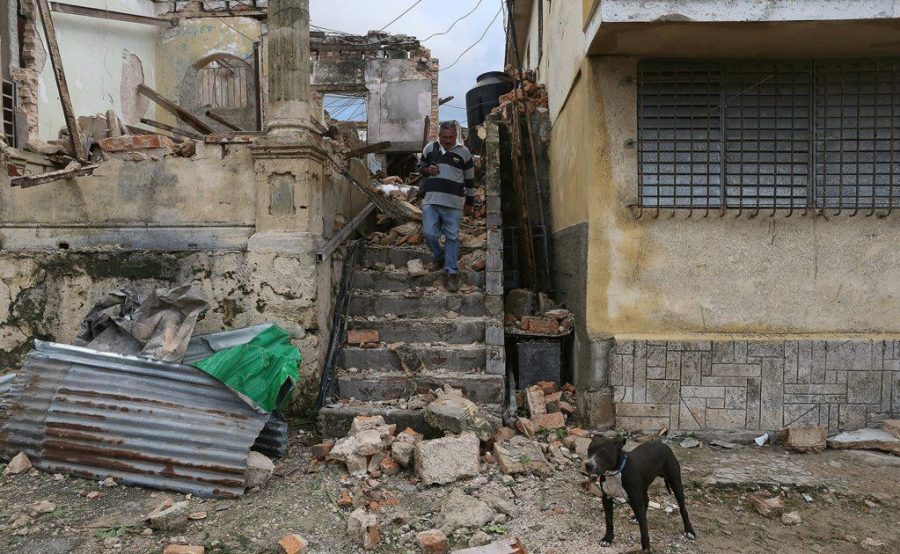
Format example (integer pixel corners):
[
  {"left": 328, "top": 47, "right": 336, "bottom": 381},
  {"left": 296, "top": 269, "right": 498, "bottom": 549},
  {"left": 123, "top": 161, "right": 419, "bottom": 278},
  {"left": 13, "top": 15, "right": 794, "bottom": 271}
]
[
  {"left": 10, "top": 514, "right": 33, "bottom": 529},
  {"left": 188, "top": 512, "right": 207, "bottom": 520},
  {"left": 379, "top": 457, "right": 400, "bottom": 476},
  {"left": 347, "top": 509, "right": 380, "bottom": 550},
  {"left": 755, "top": 433, "right": 770, "bottom": 447},
  {"left": 709, "top": 439, "right": 738, "bottom": 449},
  {"left": 525, "top": 386, "right": 547, "bottom": 417},
  {"left": 494, "top": 435, "right": 553, "bottom": 476},
  {"left": 311, "top": 441, "right": 335, "bottom": 460},
  {"left": 355, "top": 429, "right": 390, "bottom": 456},
  {"left": 85, "top": 491, "right": 101, "bottom": 500},
  {"left": 407, "top": 258, "right": 428, "bottom": 277},
  {"left": 277, "top": 534, "right": 309, "bottom": 554},
  {"left": 568, "top": 428, "right": 591, "bottom": 438},
  {"left": 494, "top": 426, "right": 517, "bottom": 443},
  {"left": 479, "top": 492, "right": 519, "bottom": 517},
  {"left": 163, "top": 545, "right": 204, "bottom": 554},
  {"left": 454, "top": 538, "right": 528, "bottom": 554},
  {"left": 781, "top": 511, "right": 802, "bottom": 525},
  {"left": 827, "top": 429, "right": 900, "bottom": 456},
  {"left": 533, "top": 412, "right": 565, "bottom": 430},
  {"left": 415, "top": 432, "right": 480, "bottom": 486},
  {"left": 337, "top": 490, "right": 353, "bottom": 507},
  {"left": 514, "top": 417, "right": 536, "bottom": 438},
  {"left": 31, "top": 500, "right": 56, "bottom": 514},
  {"left": 3, "top": 452, "right": 32, "bottom": 475},
  {"left": 100, "top": 476, "right": 118, "bottom": 487},
  {"left": 416, "top": 529, "right": 449, "bottom": 554},
  {"left": 861, "top": 538, "right": 887, "bottom": 549},
  {"left": 425, "top": 393, "right": 498, "bottom": 442},
  {"left": 440, "top": 489, "right": 496, "bottom": 531},
  {"left": 468, "top": 530, "right": 493, "bottom": 548},
  {"left": 750, "top": 494, "right": 785, "bottom": 518},
  {"left": 883, "top": 419, "right": 900, "bottom": 439},
  {"left": 246, "top": 451, "right": 275, "bottom": 488},
  {"left": 802, "top": 493, "right": 813, "bottom": 503},
  {"left": 393, "top": 343, "right": 426, "bottom": 373},
  {"left": 782, "top": 426, "right": 827, "bottom": 453},
  {"left": 680, "top": 438, "right": 701, "bottom": 449},
  {"left": 347, "top": 329, "right": 380, "bottom": 346},
  {"left": 148, "top": 501, "right": 191, "bottom": 531}
]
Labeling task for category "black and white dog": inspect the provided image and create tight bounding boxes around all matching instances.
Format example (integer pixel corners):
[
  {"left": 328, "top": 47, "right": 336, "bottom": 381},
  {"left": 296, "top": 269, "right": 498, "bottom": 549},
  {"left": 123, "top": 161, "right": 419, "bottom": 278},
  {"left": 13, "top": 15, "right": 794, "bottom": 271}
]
[{"left": 584, "top": 436, "right": 696, "bottom": 552}]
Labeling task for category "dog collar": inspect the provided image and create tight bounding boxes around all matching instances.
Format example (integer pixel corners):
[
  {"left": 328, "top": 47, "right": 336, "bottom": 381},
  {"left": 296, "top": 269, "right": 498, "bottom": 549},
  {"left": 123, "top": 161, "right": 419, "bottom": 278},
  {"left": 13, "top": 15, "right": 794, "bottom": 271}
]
[{"left": 604, "top": 453, "right": 628, "bottom": 476}]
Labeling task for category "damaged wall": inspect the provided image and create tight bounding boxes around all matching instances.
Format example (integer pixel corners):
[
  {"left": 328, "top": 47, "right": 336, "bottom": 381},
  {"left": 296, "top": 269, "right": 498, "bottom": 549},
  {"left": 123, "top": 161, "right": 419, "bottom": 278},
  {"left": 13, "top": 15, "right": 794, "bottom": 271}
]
[{"left": 32, "top": 0, "right": 160, "bottom": 141}]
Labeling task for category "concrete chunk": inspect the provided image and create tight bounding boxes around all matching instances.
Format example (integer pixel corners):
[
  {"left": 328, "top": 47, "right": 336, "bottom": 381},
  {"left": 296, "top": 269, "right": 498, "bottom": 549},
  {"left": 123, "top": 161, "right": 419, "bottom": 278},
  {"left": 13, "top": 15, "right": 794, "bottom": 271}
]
[
  {"left": 347, "top": 509, "right": 379, "bottom": 550},
  {"left": 827, "top": 429, "right": 900, "bottom": 456},
  {"left": 782, "top": 425, "right": 827, "bottom": 453},
  {"left": 415, "top": 432, "right": 480, "bottom": 485},
  {"left": 245, "top": 451, "right": 275, "bottom": 488},
  {"left": 440, "top": 489, "right": 495, "bottom": 532},
  {"left": 416, "top": 529, "right": 449, "bottom": 554},
  {"left": 493, "top": 436, "right": 552, "bottom": 476},
  {"left": 3, "top": 452, "right": 32, "bottom": 476},
  {"left": 425, "top": 394, "right": 498, "bottom": 442}
]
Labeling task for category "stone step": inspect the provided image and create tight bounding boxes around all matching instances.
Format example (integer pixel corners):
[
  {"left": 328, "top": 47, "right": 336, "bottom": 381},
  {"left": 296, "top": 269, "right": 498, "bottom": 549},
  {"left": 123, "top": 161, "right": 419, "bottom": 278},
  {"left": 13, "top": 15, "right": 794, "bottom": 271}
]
[
  {"left": 347, "top": 317, "right": 486, "bottom": 344},
  {"left": 350, "top": 269, "right": 485, "bottom": 292},
  {"left": 348, "top": 291, "right": 485, "bottom": 318},
  {"left": 340, "top": 343, "right": 487, "bottom": 372},
  {"left": 335, "top": 371, "right": 505, "bottom": 404},
  {"left": 318, "top": 403, "right": 505, "bottom": 439},
  {"left": 359, "top": 244, "right": 480, "bottom": 270}
]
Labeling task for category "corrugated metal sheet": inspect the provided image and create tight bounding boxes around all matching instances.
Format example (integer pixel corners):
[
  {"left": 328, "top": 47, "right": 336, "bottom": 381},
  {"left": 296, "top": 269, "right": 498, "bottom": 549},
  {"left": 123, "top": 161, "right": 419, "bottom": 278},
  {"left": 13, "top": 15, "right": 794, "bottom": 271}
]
[{"left": 0, "top": 341, "right": 270, "bottom": 498}]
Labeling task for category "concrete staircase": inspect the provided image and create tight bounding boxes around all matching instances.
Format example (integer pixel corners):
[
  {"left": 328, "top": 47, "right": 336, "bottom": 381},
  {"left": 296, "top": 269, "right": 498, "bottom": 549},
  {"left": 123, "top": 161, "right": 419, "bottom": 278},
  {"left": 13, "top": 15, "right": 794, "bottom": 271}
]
[{"left": 319, "top": 241, "right": 505, "bottom": 437}]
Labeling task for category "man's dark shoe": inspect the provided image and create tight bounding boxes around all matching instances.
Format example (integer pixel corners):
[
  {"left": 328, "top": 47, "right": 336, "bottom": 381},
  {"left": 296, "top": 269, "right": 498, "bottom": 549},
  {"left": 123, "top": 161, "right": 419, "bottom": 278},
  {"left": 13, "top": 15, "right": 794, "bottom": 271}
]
[
  {"left": 429, "top": 258, "right": 445, "bottom": 272},
  {"left": 445, "top": 273, "right": 460, "bottom": 292}
]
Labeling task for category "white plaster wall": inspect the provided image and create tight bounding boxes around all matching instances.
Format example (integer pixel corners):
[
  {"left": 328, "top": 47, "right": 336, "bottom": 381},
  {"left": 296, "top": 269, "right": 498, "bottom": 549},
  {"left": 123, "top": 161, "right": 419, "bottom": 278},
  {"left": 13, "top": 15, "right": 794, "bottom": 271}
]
[{"left": 36, "top": 0, "right": 159, "bottom": 141}]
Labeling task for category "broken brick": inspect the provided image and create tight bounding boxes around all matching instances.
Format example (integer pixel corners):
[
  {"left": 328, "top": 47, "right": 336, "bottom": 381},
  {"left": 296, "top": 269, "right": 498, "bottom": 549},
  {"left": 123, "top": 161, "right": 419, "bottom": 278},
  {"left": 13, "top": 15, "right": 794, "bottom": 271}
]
[
  {"left": 277, "top": 534, "right": 309, "bottom": 554},
  {"left": 568, "top": 428, "right": 591, "bottom": 438},
  {"left": 514, "top": 417, "right": 536, "bottom": 438},
  {"left": 416, "top": 529, "right": 449, "bottom": 554},
  {"left": 494, "top": 426, "right": 517, "bottom": 443},
  {"left": 347, "top": 329, "right": 380, "bottom": 345},
  {"left": 163, "top": 546, "right": 204, "bottom": 554},
  {"left": 379, "top": 457, "right": 400, "bottom": 476},
  {"left": 534, "top": 412, "right": 566, "bottom": 430},
  {"left": 525, "top": 386, "right": 547, "bottom": 417},
  {"left": 536, "top": 381, "right": 558, "bottom": 395},
  {"left": 311, "top": 441, "right": 335, "bottom": 460},
  {"left": 99, "top": 134, "right": 175, "bottom": 153},
  {"left": 520, "top": 316, "right": 559, "bottom": 334}
]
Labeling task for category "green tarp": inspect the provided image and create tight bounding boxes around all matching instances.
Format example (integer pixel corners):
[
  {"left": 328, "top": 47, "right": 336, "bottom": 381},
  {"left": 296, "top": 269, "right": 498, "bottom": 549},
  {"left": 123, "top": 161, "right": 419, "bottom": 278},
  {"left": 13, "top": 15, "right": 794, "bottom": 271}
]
[{"left": 193, "top": 325, "right": 300, "bottom": 412}]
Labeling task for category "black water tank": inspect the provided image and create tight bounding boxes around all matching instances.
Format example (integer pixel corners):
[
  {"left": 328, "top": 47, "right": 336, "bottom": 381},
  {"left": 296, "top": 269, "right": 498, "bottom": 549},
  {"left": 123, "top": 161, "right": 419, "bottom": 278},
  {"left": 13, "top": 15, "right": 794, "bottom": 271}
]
[{"left": 465, "top": 71, "right": 514, "bottom": 132}]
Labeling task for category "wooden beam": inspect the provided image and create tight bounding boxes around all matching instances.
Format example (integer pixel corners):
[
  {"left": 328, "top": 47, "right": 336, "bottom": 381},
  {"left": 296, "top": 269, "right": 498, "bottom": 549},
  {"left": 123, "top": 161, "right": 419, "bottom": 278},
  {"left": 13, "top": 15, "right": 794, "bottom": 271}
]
[
  {"left": 205, "top": 111, "right": 245, "bottom": 132},
  {"left": 11, "top": 163, "right": 99, "bottom": 188},
  {"left": 50, "top": 2, "right": 175, "bottom": 27},
  {"left": 137, "top": 84, "right": 214, "bottom": 134},
  {"left": 34, "top": 0, "right": 87, "bottom": 162},
  {"left": 344, "top": 141, "right": 391, "bottom": 158},
  {"left": 140, "top": 118, "right": 204, "bottom": 140}
]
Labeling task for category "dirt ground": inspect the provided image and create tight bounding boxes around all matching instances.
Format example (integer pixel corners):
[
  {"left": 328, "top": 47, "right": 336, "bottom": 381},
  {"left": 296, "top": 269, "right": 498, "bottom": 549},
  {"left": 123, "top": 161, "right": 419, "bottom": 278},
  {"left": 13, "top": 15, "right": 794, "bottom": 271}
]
[{"left": 1, "top": 425, "right": 899, "bottom": 554}]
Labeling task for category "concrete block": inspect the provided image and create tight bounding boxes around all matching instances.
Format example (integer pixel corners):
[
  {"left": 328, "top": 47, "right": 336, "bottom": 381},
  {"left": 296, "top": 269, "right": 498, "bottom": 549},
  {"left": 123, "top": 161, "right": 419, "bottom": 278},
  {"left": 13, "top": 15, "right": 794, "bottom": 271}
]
[
  {"left": 485, "top": 321, "right": 504, "bottom": 346},
  {"left": 705, "top": 408, "right": 746, "bottom": 430},
  {"left": 681, "top": 386, "right": 725, "bottom": 399},
  {"left": 486, "top": 250, "right": 503, "bottom": 273},
  {"left": 679, "top": 398, "right": 705, "bottom": 430},
  {"left": 826, "top": 340, "right": 873, "bottom": 371},
  {"left": 615, "top": 403, "right": 670, "bottom": 418},
  {"left": 646, "top": 380, "right": 680, "bottom": 404},
  {"left": 760, "top": 357, "right": 785, "bottom": 430},
  {"left": 484, "top": 295, "right": 503, "bottom": 317},
  {"left": 747, "top": 341, "right": 785, "bottom": 358},
  {"left": 784, "top": 404, "right": 821, "bottom": 428},
  {"left": 485, "top": 271, "right": 503, "bottom": 295},
  {"left": 487, "top": 229, "right": 502, "bottom": 250},
  {"left": 415, "top": 432, "right": 480, "bottom": 485},
  {"left": 633, "top": 341, "right": 647, "bottom": 403},
  {"left": 724, "top": 386, "right": 747, "bottom": 410},
  {"left": 665, "top": 350, "right": 681, "bottom": 380},
  {"left": 839, "top": 404, "right": 868, "bottom": 431},
  {"left": 647, "top": 344, "right": 666, "bottom": 368},
  {"left": 706, "top": 397, "right": 725, "bottom": 409},
  {"left": 681, "top": 351, "right": 703, "bottom": 385},
  {"left": 847, "top": 371, "right": 882, "bottom": 404},
  {"left": 647, "top": 364, "right": 666, "bottom": 380},
  {"left": 711, "top": 363, "right": 761, "bottom": 377}
]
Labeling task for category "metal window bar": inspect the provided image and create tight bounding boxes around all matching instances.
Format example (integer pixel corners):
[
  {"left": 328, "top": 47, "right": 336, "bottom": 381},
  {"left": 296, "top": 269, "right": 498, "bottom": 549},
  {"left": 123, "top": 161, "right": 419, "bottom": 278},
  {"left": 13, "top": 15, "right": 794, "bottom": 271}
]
[
  {"left": 2, "top": 80, "right": 16, "bottom": 146},
  {"left": 637, "top": 59, "right": 900, "bottom": 212}
]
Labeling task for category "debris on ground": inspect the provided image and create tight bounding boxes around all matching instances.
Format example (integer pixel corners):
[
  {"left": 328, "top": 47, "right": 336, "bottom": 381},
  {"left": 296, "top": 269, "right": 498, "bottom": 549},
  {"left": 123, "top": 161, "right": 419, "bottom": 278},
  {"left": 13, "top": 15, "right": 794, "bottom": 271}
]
[
  {"left": 347, "top": 508, "right": 380, "bottom": 550},
  {"left": 781, "top": 511, "right": 802, "bottom": 526},
  {"left": 3, "top": 452, "right": 32, "bottom": 476},
  {"left": 780, "top": 425, "right": 827, "bottom": 453},
  {"left": 417, "top": 528, "right": 449, "bottom": 553},
  {"left": 494, "top": 436, "right": 552, "bottom": 476},
  {"left": 750, "top": 493, "right": 785, "bottom": 518},
  {"left": 425, "top": 386, "right": 499, "bottom": 442},
  {"left": 277, "top": 533, "right": 309, "bottom": 554},
  {"left": 827, "top": 428, "right": 900, "bottom": 456},
  {"left": 416, "top": 432, "right": 481, "bottom": 485},
  {"left": 246, "top": 451, "right": 276, "bottom": 488}
]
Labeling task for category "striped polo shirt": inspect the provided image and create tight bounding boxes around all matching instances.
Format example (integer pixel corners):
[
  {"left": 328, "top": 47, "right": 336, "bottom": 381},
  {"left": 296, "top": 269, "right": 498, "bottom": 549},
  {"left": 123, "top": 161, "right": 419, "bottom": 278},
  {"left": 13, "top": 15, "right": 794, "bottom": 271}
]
[{"left": 417, "top": 142, "right": 476, "bottom": 210}]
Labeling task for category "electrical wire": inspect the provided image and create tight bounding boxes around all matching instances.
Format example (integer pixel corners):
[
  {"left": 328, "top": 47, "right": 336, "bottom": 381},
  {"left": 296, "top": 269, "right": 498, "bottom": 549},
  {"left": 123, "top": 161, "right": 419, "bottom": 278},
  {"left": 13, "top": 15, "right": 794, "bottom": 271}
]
[
  {"left": 377, "top": 0, "right": 425, "bottom": 32},
  {"left": 439, "top": 3, "right": 503, "bottom": 72},
  {"left": 420, "top": 0, "right": 485, "bottom": 42}
]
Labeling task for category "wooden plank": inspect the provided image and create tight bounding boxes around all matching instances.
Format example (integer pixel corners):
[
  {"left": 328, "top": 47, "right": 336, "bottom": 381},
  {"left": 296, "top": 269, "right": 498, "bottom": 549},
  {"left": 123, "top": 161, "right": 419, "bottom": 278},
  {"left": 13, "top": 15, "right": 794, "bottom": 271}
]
[
  {"left": 422, "top": 115, "right": 431, "bottom": 148},
  {"left": 50, "top": 2, "right": 175, "bottom": 27},
  {"left": 10, "top": 162, "right": 99, "bottom": 188},
  {"left": 205, "top": 111, "right": 245, "bottom": 132},
  {"left": 137, "top": 84, "right": 214, "bottom": 134},
  {"left": 317, "top": 202, "right": 376, "bottom": 263},
  {"left": 34, "top": 0, "right": 87, "bottom": 162},
  {"left": 344, "top": 141, "right": 391, "bottom": 158},
  {"left": 140, "top": 118, "right": 204, "bottom": 140}
]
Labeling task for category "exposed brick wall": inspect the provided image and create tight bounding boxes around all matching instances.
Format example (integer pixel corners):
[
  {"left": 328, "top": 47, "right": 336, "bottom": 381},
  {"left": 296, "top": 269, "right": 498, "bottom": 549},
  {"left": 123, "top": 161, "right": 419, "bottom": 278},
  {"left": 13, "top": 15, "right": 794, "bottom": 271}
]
[{"left": 610, "top": 339, "right": 899, "bottom": 433}]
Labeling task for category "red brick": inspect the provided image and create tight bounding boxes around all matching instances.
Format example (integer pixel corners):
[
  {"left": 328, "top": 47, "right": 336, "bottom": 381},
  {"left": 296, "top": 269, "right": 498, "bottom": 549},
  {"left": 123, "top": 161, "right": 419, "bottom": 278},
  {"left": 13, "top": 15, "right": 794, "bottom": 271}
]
[
  {"left": 311, "top": 440, "right": 335, "bottom": 460},
  {"left": 520, "top": 316, "right": 559, "bottom": 334},
  {"left": 514, "top": 417, "right": 536, "bottom": 438},
  {"left": 416, "top": 529, "right": 449, "bottom": 554},
  {"left": 536, "top": 381, "right": 558, "bottom": 395},
  {"left": 379, "top": 457, "right": 400, "bottom": 476},
  {"left": 99, "top": 134, "right": 174, "bottom": 153},
  {"left": 277, "top": 534, "right": 308, "bottom": 554},
  {"left": 534, "top": 412, "right": 566, "bottom": 430},
  {"left": 525, "top": 386, "right": 546, "bottom": 417},
  {"left": 568, "top": 427, "right": 591, "bottom": 438},
  {"left": 347, "top": 329, "right": 380, "bottom": 345}
]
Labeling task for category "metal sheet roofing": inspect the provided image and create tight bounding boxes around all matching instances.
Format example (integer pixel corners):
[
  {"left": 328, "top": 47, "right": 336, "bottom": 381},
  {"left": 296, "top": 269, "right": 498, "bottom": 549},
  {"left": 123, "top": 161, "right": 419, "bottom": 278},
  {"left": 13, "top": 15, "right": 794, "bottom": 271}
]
[{"left": 0, "top": 340, "right": 270, "bottom": 498}]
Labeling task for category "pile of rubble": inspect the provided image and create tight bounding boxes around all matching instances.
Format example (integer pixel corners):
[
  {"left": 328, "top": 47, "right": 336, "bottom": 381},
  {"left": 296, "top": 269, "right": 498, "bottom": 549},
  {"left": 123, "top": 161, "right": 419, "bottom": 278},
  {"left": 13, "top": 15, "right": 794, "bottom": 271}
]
[
  {"left": 504, "top": 288, "right": 574, "bottom": 336},
  {"left": 495, "top": 74, "right": 549, "bottom": 115}
]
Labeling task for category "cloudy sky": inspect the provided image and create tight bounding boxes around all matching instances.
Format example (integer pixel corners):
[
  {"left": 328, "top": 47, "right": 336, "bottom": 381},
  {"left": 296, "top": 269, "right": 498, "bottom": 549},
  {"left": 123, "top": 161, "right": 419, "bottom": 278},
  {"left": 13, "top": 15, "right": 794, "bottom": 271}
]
[{"left": 309, "top": 0, "right": 506, "bottom": 126}]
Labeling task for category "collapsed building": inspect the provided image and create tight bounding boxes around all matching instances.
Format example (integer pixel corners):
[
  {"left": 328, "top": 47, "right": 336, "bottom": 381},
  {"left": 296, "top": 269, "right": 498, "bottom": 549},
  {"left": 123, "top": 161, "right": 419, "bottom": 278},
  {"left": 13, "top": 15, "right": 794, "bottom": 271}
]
[{"left": 0, "top": 0, "right": 439, "bottom": 409}]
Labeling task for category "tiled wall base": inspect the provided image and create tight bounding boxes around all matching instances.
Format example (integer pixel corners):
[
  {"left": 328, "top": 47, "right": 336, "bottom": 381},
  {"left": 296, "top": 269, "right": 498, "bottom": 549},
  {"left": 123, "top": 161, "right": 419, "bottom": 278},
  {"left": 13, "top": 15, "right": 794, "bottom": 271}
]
[{"left": 610, "top": 340, "right": 899, "bottom": 432}]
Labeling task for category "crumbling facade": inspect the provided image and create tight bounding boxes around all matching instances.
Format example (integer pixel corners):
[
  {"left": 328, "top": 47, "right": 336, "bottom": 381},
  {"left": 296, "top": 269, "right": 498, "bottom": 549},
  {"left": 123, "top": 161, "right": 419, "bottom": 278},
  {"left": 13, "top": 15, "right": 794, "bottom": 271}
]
[{"left": 511, "top": 0, "right": 900, "bottom": 432}]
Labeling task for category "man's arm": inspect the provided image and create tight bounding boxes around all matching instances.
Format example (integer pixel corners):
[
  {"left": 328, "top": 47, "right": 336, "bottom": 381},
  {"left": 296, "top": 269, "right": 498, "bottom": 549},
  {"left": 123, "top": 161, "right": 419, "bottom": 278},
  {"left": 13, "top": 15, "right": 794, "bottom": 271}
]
[
  {"left": 416, "top": 143, "right": 432, "bottom": 173},
  {"left": 463, "top": 155, "right": 476, "bottom": 206}
]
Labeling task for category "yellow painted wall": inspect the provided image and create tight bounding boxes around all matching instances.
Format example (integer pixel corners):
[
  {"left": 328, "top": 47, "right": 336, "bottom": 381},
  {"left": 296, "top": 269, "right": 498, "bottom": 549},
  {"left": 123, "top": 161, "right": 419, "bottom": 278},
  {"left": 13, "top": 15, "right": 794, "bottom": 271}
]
[
  {"left": 155, "top": 18, "right": 261, "bottom": 128},
  {"left": 571, "top": 56, "right": 900, "bottom": 338}
]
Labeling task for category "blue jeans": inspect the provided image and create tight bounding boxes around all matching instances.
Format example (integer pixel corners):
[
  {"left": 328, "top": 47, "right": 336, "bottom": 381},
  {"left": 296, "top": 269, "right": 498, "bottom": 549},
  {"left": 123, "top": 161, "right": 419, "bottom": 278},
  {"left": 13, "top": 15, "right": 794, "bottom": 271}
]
[{"left": 422, "top": 204, "right": 461, "bottom": 275}]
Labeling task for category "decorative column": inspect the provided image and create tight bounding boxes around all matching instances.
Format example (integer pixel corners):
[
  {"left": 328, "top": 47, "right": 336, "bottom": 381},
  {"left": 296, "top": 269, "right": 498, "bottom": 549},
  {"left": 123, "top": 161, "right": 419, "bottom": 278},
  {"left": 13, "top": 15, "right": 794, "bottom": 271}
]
[{"left": 251, "top": 0, "right": 325, "bottom": 236}]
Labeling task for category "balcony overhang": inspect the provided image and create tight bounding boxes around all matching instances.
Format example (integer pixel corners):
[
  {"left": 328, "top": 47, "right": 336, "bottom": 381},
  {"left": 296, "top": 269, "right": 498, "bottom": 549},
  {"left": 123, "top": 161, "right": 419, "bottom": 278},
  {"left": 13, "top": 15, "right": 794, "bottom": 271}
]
[{"left": 586, "top": 19, "right": 900, "bottom": 59}]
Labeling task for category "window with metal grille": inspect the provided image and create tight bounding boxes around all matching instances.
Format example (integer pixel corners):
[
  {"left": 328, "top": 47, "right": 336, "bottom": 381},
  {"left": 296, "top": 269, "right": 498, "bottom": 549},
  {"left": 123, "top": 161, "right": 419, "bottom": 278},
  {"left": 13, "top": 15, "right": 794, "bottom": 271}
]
[
  {"left": 2, "top": 80, "right": 15, "bottom": 146},
  {"left": 637, "top": 60, "right": 900, "bottom": 211}
]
